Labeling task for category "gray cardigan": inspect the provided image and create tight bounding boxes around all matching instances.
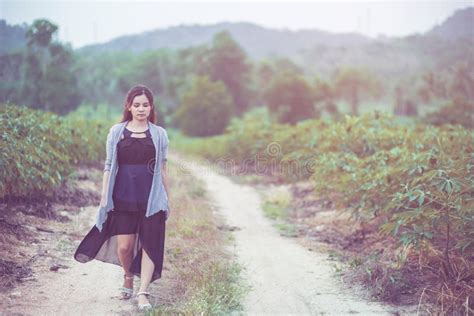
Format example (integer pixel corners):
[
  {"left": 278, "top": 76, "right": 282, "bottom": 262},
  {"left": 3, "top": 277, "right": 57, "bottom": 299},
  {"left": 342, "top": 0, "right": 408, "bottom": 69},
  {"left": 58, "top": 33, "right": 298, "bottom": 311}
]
[{"left": 95, "top": 120, "right": 170, "bottom": 232}]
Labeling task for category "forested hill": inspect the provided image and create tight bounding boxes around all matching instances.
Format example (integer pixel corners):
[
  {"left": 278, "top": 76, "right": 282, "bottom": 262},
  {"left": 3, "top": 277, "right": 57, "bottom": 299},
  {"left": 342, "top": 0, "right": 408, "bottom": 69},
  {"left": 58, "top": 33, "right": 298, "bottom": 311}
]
[
  {"left": 77, "top": 21, "right": 371, "bottom": 59},
  {"left": 427, "top": 6, "right": 474, "bottom": 40},
  {"left": 2, "top": 7, "right": 473, "bottom": 61},
  {"left": 77, "top": 7, "right": 472, "bottom": 62}
]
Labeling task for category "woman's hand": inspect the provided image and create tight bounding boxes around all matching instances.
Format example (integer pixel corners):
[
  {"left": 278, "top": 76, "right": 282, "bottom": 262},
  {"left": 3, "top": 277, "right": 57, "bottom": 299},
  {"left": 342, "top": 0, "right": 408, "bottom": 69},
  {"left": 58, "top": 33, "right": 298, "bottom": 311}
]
[{"left": 166, "top": 203, "right": 171, "bottom": 220}]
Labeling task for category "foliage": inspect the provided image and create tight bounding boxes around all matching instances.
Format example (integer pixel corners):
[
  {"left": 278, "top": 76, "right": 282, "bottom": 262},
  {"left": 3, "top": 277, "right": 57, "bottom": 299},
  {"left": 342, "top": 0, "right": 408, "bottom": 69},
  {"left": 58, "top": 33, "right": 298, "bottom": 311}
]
[
  {"left": 173, "top": 75, "right": 234, "bottom": 136},
  {"left": 224, "top": 106, "right": 275, "bottom": 161},
  {"left": 333, "top": 67, "right": 383, "bottom": 115},
  {"left": 0, "top": 52, "right": 23, "bottom": 105},
  {"left": 264, "top": 73, "right": 317, "bottom": 124},
  {"left": 423, "top": 98, "right": 474, "bottom": 129},
  {"left": 312, "top": 76, "right": 342, "bottom": 120},
  {"left": 307, "top": 112, "right": 473, "bottom": 282},
  {"left": 25, "top": 19, "right": 58, "bottom": 48},
  {"left": 66, "top": 103, "right": 122, "bottom": 122},
  {"left": 0, "top": 19, "right": 81, "bottom": 114},
  {"left": 0, "top": 103, "right": 109, "bottom": 199},
  {"left": 417, "top": 60, "right": 474, "bottom": 104},
  {"left": 393, "top": 83, "right": 419, "bottom": 117},
  {"left": 202, "top": 31, "right": 253, "bottom": 115}
]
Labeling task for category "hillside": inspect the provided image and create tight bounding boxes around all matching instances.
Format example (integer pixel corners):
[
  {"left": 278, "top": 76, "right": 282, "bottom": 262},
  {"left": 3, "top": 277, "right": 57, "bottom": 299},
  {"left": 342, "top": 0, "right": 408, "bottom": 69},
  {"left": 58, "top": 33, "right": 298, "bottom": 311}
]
[
  {"left": 73, "top": 6, "right": 473, "bottom": 72},
  {"left": 0, "top": 7, "right": 472, "bottom": 82},
  {"left": 77, "top": 21, "right": 371, "bottom": 60},
  {"left": 428, "top": 6, "right": 474, "bottom": 40}
]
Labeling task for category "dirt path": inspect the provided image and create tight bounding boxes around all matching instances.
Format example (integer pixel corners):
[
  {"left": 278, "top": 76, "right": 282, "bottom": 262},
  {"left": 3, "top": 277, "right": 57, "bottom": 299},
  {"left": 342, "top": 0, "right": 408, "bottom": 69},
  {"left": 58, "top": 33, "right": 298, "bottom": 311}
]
[
  {"left": 0, "top": 168, "right": 153, "bottom": 315},
  {"left": 177, "top": 157, "right": 417, "bottom": 315},
  {"left": 1, "top": 205, "right": 139, "bottom": 316}
]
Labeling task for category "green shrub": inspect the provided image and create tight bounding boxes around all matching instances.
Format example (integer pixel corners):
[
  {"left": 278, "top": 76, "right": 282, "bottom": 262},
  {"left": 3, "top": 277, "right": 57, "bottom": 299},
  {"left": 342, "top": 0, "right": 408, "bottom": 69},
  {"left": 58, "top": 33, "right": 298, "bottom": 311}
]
[
  {"left": 423, "top": 98, "right": 474, "bottom": 129},
  {"left": 309, "top": 111, "right": 473, "bottom": 272},
  {"left": 0, "top": 103, "right": 110, "bottom": 198}
]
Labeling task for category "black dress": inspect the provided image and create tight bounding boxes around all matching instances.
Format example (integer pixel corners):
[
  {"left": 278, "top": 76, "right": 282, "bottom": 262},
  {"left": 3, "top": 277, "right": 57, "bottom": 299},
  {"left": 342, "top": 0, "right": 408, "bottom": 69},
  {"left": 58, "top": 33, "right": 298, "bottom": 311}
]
[{"left": 74, "top": 127, "right": 167, "bottom": 283}]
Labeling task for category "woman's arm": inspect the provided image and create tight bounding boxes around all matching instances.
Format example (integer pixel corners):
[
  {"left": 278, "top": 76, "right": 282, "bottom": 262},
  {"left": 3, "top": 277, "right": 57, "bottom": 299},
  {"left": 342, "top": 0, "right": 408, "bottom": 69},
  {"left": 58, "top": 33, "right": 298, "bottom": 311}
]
[
  {"left": 100, "top": 127, "right": 114, "bottom": 207},
  {"left": 100, "top": 171, "right": 110, "bottom": 207}
]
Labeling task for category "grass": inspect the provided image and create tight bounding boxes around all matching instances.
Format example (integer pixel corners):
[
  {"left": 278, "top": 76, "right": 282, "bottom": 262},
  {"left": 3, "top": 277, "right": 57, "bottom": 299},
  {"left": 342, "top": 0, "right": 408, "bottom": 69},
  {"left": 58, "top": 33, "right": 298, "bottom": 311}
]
[
  {"left": 274, "top": 222, "right": 298, "bottom": 237},
  {"left": 55, "top": 237, "right": 75, "bottom": 252},
  {"left": 261, "top": 187, "right": 291, "bottom": 220},
  {"left": 179, "top": 261, "right": 249, "bottom": 315},
  {"left": 260, "top": 186, "right": 299, "bottom": 237},
  {"left": 147, "top": 157, "right": 251, "bottom": 315}
]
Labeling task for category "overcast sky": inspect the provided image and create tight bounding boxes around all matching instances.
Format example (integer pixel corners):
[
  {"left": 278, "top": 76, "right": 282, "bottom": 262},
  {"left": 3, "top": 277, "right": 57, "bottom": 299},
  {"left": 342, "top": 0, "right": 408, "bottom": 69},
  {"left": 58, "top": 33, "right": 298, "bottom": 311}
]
[{"left": 1, "top": 0, "right": 472, "bottom": 49}]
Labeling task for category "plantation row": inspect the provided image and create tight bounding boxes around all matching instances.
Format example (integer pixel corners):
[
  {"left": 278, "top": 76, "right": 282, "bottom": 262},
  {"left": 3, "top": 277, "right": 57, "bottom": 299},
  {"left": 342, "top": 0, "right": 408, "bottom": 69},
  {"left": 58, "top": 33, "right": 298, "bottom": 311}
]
[
  {"left": 172, "top": 107, "right": 474, "bottom": 279},
  {"left": 0, "top": 103, "right": 109, "bottom": 199}
]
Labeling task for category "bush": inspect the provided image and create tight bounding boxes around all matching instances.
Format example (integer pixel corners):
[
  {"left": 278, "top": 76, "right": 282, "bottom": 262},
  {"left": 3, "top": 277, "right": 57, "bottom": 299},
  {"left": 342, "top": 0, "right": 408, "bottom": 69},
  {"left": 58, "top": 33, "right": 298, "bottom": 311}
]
[
  {"left": 0, "top": 103, "right": 109, "bottom": 199},
  {"left": 423, "top": 98, "right": 474, "bottom": 129}
]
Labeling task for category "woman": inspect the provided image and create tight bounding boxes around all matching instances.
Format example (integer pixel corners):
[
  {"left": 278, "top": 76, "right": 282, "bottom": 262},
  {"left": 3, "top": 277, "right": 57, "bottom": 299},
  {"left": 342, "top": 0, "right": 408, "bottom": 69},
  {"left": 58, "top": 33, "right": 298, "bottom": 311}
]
[{"left": 74, "top": 84, "right": 171, "bottom": 311}]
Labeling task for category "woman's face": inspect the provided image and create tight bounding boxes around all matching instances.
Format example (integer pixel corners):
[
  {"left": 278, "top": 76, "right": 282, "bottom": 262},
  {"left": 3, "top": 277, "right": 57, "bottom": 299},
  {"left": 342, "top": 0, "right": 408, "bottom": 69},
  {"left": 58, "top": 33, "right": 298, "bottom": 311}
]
[{"left": 129, "top": 94, "right": 151, "bottom": 121}]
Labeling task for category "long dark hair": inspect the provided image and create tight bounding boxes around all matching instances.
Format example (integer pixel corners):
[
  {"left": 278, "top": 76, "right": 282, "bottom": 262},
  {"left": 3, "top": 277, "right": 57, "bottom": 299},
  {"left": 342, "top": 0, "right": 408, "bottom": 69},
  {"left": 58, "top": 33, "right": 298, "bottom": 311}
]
[{"left": 120, "top": 85, "right": 156, "bottom": 123}]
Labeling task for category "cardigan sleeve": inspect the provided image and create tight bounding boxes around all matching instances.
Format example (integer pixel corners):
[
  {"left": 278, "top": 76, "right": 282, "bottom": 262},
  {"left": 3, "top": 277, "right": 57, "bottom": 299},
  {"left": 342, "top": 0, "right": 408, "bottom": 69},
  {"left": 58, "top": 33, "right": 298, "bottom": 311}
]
[
  {"left": 161, "top": 129, "right": 169, "bottom": 162},
  {"left": 103, "top": 126, "right": 114, "bottom": 172}
]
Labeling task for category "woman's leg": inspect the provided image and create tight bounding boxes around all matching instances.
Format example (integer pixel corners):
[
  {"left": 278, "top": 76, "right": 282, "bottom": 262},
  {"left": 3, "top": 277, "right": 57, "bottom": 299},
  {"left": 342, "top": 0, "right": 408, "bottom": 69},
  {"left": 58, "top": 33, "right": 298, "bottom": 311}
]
[
  {"left": 137, "top": 247, "right": 155, "bottom": 305},
  {"left": 117, "top": 234, "right": 136, "bottom": 287}
]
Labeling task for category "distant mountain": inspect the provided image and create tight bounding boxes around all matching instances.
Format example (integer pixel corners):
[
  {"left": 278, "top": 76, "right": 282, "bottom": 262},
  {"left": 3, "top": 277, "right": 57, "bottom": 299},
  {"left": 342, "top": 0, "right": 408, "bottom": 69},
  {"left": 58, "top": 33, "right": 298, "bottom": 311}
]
[
  {"left": 427, "top": 6, "right": 474, "bottom": 40},
  {"left": 77, "top": 21, "right": 371, "bottom": 59},
  {"left": 75, "top": 7, "right": 473, "bottom": 60}
]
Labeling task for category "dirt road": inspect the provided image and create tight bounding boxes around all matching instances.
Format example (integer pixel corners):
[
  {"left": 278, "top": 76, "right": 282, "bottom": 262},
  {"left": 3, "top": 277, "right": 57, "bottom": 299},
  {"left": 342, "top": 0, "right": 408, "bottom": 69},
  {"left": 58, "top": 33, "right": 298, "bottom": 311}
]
[
  {"left": 177, "top": 157, "right": 416, "bottom": 315},
  {"left": 1, "top": 204, "right": 139, "bottom": 315}
]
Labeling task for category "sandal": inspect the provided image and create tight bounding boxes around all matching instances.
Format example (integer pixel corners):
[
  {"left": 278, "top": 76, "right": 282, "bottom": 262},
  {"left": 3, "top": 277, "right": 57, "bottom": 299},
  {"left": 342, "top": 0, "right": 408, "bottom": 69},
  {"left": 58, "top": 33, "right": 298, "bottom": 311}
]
[
  {"left": 120, "top": 274, "right": 134, "bottom": 299},
  {"left": 136, "top": 291, "right": 153, "bottom": 311}
]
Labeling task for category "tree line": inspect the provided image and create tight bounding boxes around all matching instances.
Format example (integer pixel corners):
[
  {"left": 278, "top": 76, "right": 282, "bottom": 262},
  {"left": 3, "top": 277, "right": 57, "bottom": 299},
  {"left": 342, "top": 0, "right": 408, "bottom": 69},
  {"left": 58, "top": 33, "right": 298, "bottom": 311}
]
[{"left": 1, "top": 19, "right": 472, "bottom": 134}]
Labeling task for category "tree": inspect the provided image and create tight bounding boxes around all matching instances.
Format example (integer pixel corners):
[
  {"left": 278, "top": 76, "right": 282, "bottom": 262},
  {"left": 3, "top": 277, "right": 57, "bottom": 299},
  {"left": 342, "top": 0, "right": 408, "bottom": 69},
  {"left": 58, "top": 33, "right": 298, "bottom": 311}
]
[
  {"left": 393, "top": 81, "right": 418, "bottom": 117},
  {"left": 264, "top": 73, "right": 316, "bottom": 124},
  {"left": 20, "top": 19, "right": 59, "bottom": 108},
  {"left": 417, "top": 71, "right": 448, "bottom": 102},
  {"left": 41, "top": 43, "right": 81, "bottom": 114},
  {"left": 313, "top": 76, "right": 340, "bottom": 120},
  {"left": 254, "top": 58, "right": 303, "bottom": 107},
  {"left": 206, "top": 31, "right": 252, "bottom": 115},
  {"left": 270, "top": 58, "right": 303, "bottom": 76},
  {"left": 173, "top": 75, "right": 234, "bottom": 136},
  {"left": 19, "top": 52, "right": 43, "bottom": 109},
  {"left": 450, "top": 61, "right": 474, "bottom": 102},
  {"left": 424, "top": 98, "right": 474, "bottom": 129},
  {"left": 0, "top": 53, "right": 23, "bottom": 104},
  {"left": 416, "top": 61, "right": 473, "bottom": 105},
  {"left": 333, "top": 67, "right": 382, "bottom": 115},
  {"left": 19, "top": 19, "right": 81, "bottom": 113},
  {"left": 25, "top": 19, "right": 58, "bottom": 75},
  {"left": 256, "top": 61, "right": 273, "bottom": 83},
  {"left": 26, "top": 19, "right": 58, "bottom": 48}
]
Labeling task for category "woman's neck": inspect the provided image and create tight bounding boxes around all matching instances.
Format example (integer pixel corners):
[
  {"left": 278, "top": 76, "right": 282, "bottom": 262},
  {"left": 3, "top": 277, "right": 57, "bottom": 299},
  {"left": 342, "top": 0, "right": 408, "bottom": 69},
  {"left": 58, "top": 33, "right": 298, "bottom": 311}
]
[{"left": 126, "top": 119, "right": 148, "bottom": 131}]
